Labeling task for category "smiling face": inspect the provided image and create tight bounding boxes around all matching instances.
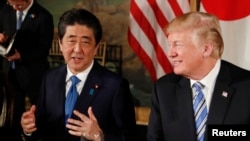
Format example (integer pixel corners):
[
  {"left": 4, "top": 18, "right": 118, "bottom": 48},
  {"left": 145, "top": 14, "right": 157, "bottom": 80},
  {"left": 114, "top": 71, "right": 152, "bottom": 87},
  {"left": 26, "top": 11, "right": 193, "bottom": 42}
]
[
  {"left": 59, "top": 24, "right": 99, "bottom": 74},
  {"left": 165, "top": 12, "right": 224, "bottom": 80},
  {"left": 167, "top": 31, "right": 205, "bottom": 79}
]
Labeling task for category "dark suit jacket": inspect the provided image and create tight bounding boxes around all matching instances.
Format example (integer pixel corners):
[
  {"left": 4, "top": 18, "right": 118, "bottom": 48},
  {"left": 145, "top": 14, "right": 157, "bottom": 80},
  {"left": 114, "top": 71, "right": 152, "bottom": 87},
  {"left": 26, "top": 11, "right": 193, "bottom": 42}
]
[
  {"left": 147, "top": 60, "right": 250, "bottom": 141},
  {"left": 28, "top": 61, "right": 137, "bottom": 141},
  {"left": 0, "top": 1, "right": 54, "bottom": 91}
]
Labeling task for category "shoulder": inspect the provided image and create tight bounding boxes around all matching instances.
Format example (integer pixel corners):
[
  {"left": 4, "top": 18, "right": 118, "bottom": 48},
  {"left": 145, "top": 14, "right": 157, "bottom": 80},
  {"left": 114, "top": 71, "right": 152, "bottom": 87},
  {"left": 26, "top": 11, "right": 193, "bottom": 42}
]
[
  {"left": 91, "top": 62, "right": 130, "bottom": 88},
  {"left": 0, "top": 3, "right": 13, "bottom": 13},
  {"left": 93, "top": 61, "right": 123, "bottom": 80},
  {"left": 220, "top": 60, "right": 250, "bottom": 80},
  {"left": 156, "top": 72, "right": 183, "bottom": 85},
  {"left": 30, "top": 2, "right": 53, "bottom": 18},
  {"left": 44, "top": 65, "right": 67, "bottom": 79}
]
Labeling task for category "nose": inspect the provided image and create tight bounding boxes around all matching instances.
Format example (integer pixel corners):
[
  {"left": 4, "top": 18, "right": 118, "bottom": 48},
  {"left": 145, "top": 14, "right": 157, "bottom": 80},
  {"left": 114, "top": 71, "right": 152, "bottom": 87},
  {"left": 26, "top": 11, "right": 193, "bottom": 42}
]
[
  {"left": 13, "top": 5, "right": 22, "bottom": 8},
  {"left": 73, "top": 42, "right": 82, "bottom": 52},
  {"left": 167, "top": 44, "right": 176, "bottom": 58}
]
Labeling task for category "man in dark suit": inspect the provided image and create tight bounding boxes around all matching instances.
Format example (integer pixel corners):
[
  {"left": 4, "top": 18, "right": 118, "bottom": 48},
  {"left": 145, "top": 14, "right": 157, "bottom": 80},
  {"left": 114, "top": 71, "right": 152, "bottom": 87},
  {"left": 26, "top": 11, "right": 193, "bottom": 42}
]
[
  {"left": 147, "top": 12, "right": 250, "bottom": 141},
  {"left": 21, "top": 8, "right": 137, "bottom": 141},
  {"left": 0, "top": 0, "right": 54, "bottom": 140}
]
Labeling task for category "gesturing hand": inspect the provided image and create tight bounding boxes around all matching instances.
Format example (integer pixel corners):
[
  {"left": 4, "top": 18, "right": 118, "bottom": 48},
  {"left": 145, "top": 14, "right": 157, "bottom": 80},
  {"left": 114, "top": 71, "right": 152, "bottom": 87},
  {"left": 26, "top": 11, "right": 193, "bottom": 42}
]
[
  {"left": 66, "top": 106, "right": 103, "bottom": 141},
  {"left": 21, "top": 105, "right": 37, "bottom": 134}
]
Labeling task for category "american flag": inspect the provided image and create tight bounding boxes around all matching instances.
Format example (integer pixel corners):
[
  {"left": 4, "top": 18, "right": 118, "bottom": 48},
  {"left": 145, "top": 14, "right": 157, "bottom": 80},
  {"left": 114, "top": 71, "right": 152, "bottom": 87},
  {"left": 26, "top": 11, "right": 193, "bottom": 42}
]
[{"left": 128, "top": 0, "right": 190, "bottom": 81}]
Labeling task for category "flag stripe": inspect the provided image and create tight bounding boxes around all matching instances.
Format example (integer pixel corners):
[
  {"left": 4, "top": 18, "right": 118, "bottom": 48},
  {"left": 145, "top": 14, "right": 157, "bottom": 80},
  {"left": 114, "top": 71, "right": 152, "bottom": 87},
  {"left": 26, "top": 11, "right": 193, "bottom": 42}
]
[
  {"left": 128, "top": 0, "right": 190, "bottom": 81},
  {"left": 169, "top": 0, "right": 185, "bottom": 16},
  {"left": 130, "top": 0, "right": 172, "bottom": 78},
  {"left": 127, "top": 30, "right": 157, "bottom": 80},
  {"left": 133, "top": 1, "right": 169, "bottom": 71},
  {"left": 129, "top": 9, "right": 165, "bottom": 81},
  {"left": 148, "top": 0, "right": 168, "bottom": 29}
]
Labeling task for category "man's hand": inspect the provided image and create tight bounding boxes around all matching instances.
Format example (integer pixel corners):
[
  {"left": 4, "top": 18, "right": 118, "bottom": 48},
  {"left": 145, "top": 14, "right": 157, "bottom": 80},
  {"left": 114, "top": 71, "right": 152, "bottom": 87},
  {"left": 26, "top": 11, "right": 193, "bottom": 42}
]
[
  {"left": 7, "top": 49, "right": 21, "bottom": 61},
  {"left": 0, "top": 33, "right": 8, "bottom": 43},
  {"left": 66, "top": 107, "right": 104, "bottom": 141},
  {"left": 21, "top": 105, "right": 37, "bottom": 134}
]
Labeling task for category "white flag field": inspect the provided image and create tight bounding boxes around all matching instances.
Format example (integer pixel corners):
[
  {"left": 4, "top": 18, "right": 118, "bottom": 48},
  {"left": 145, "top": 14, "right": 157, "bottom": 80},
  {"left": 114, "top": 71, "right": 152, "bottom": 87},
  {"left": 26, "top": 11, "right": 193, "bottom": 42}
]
[
  {"left": 128, "top": 0, "right": 190, "bottom": 81},
  {"left": 200, "top": 0, "right": 250, "bottom": 70}
]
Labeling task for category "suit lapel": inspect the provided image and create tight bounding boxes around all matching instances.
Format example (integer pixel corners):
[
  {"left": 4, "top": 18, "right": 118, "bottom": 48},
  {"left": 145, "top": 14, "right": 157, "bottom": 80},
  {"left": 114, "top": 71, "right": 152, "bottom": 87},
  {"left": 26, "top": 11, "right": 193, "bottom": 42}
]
[
  {"left": 177, "top": 78, "right": 197, "bottom": 140},
  {"left": 207, "top": 61, "right": 234, "bottom": 124},
  {"left": 74, "top": 62, "right": 103, "bottom": 114},
  {"left": 21, "top": 3, "right": 36, "bottom": 29},
  {"left": 53, "top": 65, "right": 67, "bottom": 120}
]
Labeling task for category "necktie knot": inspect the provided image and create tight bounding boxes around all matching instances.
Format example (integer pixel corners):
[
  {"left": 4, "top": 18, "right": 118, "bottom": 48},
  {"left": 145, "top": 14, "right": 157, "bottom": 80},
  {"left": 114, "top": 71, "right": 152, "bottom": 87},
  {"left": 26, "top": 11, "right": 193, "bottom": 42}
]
[
  {"left": 193, "top": 82, "right": 203, "bottom": 92},
  {"left": 18, "top": 11, "right": 23, "bottom": 17},
  {"left": 70, "top": 75, "right": 80, "bottom": 86}
]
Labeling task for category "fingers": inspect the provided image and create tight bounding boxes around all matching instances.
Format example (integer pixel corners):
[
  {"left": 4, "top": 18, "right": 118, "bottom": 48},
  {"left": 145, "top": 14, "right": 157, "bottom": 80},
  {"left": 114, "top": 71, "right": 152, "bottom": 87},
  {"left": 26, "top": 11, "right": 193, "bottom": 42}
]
[
  {"left": 73, "top": 110, "right": 89, "bottom": 122},
  {"left": 7, "top": 50, "right": 20, "bottom": 61},
  {"left": 67, "top": 107, "right": 101, "bottom": 140},
  {"left": 22, "top": 105, "right": 36, "bottom": 119},
  {"left": 0, "top": 33, "right": 8, "bottom": 43},
  {"left": 29, "top": 105, "right": 36, "bottom": 113},
  {"left": 71, "top": 107, "right": 97, "bottom": 124},
  {"left": 21, "top": 105, "right": 37, "bottom": 134},
  {"left": 88, "top": 107, "right": 97, "bottom": 121}
]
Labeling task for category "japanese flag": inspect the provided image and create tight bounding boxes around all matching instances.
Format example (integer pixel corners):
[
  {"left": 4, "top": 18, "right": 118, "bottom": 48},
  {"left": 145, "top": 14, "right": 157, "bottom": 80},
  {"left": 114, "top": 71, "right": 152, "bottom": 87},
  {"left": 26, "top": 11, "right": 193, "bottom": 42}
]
[{"left": 200, "top": 0, "right": 250, "bottom": 70}]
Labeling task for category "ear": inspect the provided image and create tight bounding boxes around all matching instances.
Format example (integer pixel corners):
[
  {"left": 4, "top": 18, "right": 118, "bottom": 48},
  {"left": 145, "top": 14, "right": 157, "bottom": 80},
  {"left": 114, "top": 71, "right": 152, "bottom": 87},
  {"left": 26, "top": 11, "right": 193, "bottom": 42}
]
[
  {"left": 94, "top": 42, "right": 100, "bottom": 56},
  {"left": 202, "top": 42, "right": 214, "bottom": 57},
  {"left": 58, "top": 39, "right": 63, "bottom": 51}
]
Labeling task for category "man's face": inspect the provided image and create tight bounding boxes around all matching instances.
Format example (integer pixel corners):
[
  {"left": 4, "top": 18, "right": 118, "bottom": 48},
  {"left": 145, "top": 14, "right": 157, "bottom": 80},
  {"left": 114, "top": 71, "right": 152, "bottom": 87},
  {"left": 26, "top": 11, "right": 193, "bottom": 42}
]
[
  {"left": 7, "top": 0, "right": 30, "bottom": 11},
  {"left": 167, "top": 31, "right": 204, "bottom": 78},
  {"left": 59, "top": 24, "right": 98, "bottom": 74}
]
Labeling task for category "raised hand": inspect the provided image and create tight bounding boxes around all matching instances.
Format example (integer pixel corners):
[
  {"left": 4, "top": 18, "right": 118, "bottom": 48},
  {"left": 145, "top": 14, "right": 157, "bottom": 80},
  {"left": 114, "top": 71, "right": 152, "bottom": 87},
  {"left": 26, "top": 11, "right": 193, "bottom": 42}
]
[
  {"left": 21, "top": 105, "right": 37, "bottom": 134},
  {"left": 66, "top": 107, "right": 103, "bottom": 141}
]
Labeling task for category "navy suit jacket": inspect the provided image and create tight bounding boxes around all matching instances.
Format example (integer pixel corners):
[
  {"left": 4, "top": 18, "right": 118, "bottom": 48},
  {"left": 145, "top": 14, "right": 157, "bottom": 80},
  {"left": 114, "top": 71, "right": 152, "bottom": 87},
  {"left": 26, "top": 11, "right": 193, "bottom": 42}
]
[
  {"left": 30, "top": 61, "right": 137, "bottom": 141},
  {"left": 0, "top": 2, "right": 54, "bottom": 90},
  {"left": 147, "top": 60, "right": 250, "bottom": 141}
]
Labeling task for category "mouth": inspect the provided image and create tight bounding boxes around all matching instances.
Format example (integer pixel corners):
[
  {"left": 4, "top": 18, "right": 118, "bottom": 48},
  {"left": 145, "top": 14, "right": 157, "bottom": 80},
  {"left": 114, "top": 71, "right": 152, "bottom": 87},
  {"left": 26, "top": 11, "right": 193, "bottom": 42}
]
[
  {"left": 172, "top": 60, "right": 182, "bottom": 67},
  {"left": 71, "top": 56, "right": 82, "bottom": 62}
]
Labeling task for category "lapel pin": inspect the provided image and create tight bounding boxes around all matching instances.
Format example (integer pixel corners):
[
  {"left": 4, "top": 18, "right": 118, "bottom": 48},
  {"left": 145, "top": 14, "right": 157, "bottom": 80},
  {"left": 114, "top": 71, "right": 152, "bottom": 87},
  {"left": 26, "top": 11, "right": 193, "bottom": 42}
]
[
  {"left": 222, "top": 91, "right": 228, "bottom": 98},
  {"left": 89, "top": 84, "right": 99, "bottom": 95},
  {"left": 30, "top": 14, "right": 35, "bottom": 18},
  {"left": 89, "top": 88, "right": 94, "bottom": 95}
]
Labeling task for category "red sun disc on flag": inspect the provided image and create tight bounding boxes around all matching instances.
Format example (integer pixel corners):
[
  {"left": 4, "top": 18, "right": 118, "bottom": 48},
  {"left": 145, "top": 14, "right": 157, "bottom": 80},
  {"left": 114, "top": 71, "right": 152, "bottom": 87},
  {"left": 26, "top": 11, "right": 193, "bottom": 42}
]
[{"left": 202, "top": 0, "right": 250, "bottom": 21}]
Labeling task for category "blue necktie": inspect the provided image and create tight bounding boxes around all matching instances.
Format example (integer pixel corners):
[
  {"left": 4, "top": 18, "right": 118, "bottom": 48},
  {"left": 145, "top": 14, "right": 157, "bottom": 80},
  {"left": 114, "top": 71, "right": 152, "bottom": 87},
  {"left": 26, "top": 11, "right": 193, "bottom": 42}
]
[
  {"left": 17, "top": 11, "right": 23, "bottom": 30},
  {"left": 12, "top": 11, "right": 23, "bottom": 69},
  {"left": 193, "top": 82, "right": 207, "bottom": 141},
  {"left": 65, "top": 75, "right": 81, "bottom": 124}
]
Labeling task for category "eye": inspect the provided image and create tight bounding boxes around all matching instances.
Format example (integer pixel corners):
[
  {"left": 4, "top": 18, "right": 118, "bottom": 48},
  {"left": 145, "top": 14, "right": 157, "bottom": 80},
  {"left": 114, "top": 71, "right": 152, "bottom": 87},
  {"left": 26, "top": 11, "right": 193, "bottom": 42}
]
[
  {"left": 168, "top": 42, "right": 184, "bottom": 48},
  {"left": 65, "top": 39, "right": 76, "bottom": 45},
  {"left": 80, "top": 40, "right": 91, "bottom": 47},
  {"left": 175, "top": 43, "right": 185, "bottom": 47},
  {"left": 173, "top": 41, "right": 185, "bottom": 48}
]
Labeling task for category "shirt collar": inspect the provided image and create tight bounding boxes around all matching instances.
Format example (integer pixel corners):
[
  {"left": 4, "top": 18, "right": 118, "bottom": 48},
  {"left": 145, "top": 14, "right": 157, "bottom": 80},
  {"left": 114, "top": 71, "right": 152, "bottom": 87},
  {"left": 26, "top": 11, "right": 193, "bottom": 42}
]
[
  {"left": 190, "top": 59, "right": 221, "bottom": 89},
  {"left": 16, "top": 0, "right": 33, "bottom": 18},
  {"left": 66, "top": 60, "right": 94, "bottom": 83}
]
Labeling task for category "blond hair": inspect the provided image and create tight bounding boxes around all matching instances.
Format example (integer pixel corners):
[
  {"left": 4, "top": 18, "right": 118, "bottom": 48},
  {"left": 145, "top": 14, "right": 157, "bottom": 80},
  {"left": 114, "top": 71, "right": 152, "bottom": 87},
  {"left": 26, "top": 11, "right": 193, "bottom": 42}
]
[{"left": 165, "top": 12, "right": 224, "bottom": 58}]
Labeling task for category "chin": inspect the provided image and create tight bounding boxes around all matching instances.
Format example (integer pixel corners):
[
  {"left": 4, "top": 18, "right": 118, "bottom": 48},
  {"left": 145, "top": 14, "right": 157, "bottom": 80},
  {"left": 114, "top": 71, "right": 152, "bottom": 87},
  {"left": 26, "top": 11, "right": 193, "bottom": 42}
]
[{"left": 173, "top": 68, "right": 183, "bottom": 75}]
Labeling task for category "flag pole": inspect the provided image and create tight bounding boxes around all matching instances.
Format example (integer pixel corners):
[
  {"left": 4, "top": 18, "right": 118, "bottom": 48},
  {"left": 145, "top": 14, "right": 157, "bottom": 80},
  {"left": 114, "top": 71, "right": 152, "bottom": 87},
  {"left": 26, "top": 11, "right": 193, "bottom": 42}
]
[{"left": 190, "top": 0, "right": 200, "bottom": 11}]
